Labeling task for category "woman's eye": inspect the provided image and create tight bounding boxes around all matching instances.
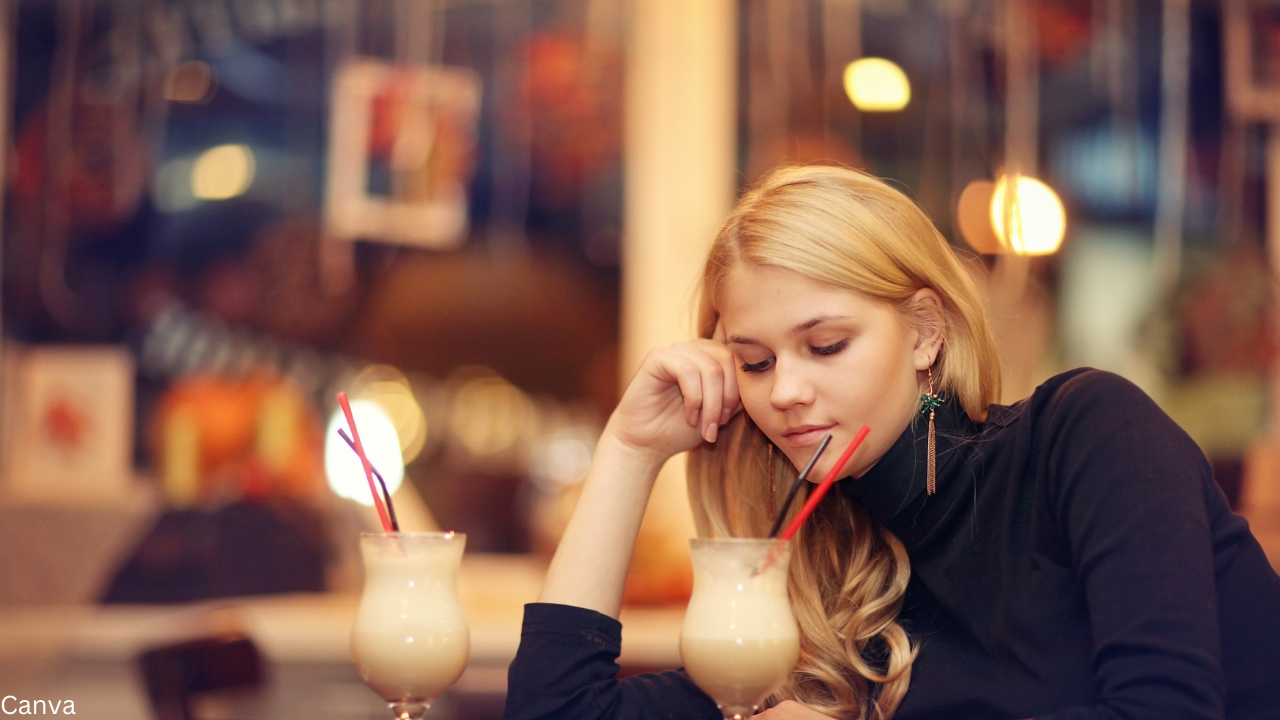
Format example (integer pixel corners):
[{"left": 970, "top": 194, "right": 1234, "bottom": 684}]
[
  {"left": 811, "top": 339, "right": 848, "bottom": 356},
  {"left": 740, "top": 357, "right": 774, "bottom": 373}
]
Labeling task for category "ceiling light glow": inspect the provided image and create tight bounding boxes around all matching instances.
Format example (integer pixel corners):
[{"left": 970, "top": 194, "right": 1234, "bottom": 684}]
[
  {"left": 843, "top": 58, "right": 911, "bottom": 112},
  {"left": 989, "top": 174, "right": 1067, "bottom": 256}
]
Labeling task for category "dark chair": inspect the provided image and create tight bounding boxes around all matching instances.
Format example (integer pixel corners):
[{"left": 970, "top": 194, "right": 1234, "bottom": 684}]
[{"left": 138, "top": 634, "right": 263, "bottom": 720}]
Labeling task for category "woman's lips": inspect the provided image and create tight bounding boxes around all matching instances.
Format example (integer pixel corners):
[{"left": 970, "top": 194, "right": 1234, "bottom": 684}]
[{"left": 782, "top": 425, "right": 834, "bottom": 448}]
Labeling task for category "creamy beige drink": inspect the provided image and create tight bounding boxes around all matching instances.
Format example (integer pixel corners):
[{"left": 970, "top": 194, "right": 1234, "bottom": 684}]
[
  {"left": 680, "top": 636, "right": 800, "bottom": 707},
  {"left": 352, "top": 532, "right": 470, "bottom": 720},
  {"left": 680, "top": 538, "right": 800, "bottom": 720}
]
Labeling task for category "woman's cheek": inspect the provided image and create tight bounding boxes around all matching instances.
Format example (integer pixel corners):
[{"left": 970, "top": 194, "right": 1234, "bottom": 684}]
[{"left": 741, "top": 396, "right": 779, "bottom": 441}]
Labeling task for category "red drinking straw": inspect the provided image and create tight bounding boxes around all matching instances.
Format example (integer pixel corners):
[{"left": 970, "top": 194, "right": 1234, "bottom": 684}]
[
  {"left": 336, "top": 392, "right": 394, "bottom": 533},
  {"left": 755, "top": 426, "right": 870, "bottom": 576},
  {"left": 778, "top": 425, "right": 870, "bottom": 541}
]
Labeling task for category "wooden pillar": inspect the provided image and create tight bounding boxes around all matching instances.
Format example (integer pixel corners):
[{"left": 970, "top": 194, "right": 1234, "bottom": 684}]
[
  {"left": 623, "top": 0, "right": 737, "bottom": 373},
  {"left": 619, "top": 0, "right": 737, "bottom": 586}
]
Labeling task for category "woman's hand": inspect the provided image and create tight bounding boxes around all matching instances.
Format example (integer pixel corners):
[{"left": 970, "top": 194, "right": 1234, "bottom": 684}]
[
  {"left": 753, "top": 700, "right": 832, "bottom": 719},
  {"left": 537, "top": 337, "right": 739, "bottom": 619},
  {"left": 604, "top": 339, "right": 741, "bottom": 464}
]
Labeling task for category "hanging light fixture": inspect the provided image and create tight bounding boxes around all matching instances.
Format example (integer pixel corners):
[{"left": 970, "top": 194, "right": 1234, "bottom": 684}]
[
  {"left": 843, "top": 58, "right": 911, "bottom": 112},
  {"left": 956, "top": 180, "right": 1004, "bottom": 254},
  {"left": 989, "top": 174, "right": 1067, "bottom": 256},
  {"left": 191, "top": 144, "right": 255, "bottom": 200},
  {"left": 324, "top": 400, "right": 405, "bottom": 506}
]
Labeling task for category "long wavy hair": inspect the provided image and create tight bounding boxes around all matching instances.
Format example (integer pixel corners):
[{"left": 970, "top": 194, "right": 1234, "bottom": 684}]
[{"left": 686, "top": 165, "right": 1002, "bottom": 719}]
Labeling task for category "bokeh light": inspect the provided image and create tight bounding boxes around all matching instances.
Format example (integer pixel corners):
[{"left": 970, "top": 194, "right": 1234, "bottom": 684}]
[
  {"left": 191, "top": 144, "right": 256, "bottom": 200},
  {"left": 447, "top": 369, "right": 532, "bottom": 457},
  {"left": 164, "top": 61, "right": 216, "bottom": 103},
  {"left": 843, "top": 58, "right": 911, "bottom": 112},
  {"left": 956, "top": 180, "right": 1004, "bottom": 254},
  {"left": 350, "top": 365, "right": 429, "bottom": 463},
  {"left": 324, "top": 400, "right": 404, "bottom": 506},
  {"left": 530, "top": 425, "right": 596, "bottom": 492},
  {"left": 989, "top": 174, "right": 1067, "bottom": 256}
]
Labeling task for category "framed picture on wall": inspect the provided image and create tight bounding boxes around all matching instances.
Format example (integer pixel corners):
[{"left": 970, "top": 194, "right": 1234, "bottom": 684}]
[
  {"left": 324, "top": 58, "right": 482, "bottom": 248},
  {"left": 1226, "top": 0, "right": 1280, "bottom": 121},
  {"left": 1, "top": 345, "right": 135, "bottom": 504}
]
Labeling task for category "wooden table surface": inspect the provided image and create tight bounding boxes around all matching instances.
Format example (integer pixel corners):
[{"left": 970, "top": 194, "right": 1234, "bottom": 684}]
[{"left": 0, "top": 553, "right": 687, "bottom": 719}]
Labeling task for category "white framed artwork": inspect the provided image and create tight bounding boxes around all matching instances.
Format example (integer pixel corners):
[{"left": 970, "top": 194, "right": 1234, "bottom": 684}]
[
  {"left": 1225, "top": 0, "right": 1280, "bottom": 121},
  {"left": 1, "top": 345, "right": 136, "bottom": 504},
  {"left": 324, "top": 58, "right": 482, "bottom": 249}
]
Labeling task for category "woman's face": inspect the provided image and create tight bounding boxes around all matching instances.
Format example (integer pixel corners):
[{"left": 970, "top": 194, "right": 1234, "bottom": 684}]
[{"left": 718, "top": 263, "right": 939, "bottom": 481}]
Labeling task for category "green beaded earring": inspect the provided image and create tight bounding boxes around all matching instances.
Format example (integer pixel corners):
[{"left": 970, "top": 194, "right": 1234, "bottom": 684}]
[{"left": 919, "top": 367, "right": 943, "bottom": 495}]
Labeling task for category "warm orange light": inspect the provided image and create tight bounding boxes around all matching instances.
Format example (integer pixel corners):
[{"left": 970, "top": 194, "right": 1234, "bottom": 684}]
[
  {"left": 164, "top": 61, "right": 216, "bottom": 103},
  {"left": 989, "top": 175, "right": 1066, "bottom": 255},
  {"left": 843, "top": 58, "right": 911, "bottom": 112},
  {"left": 191, "top": 144, "right": 255, "bottom": 200},
  {"left": 956, "top": 180, "right": 1003, "bottom": 254}
]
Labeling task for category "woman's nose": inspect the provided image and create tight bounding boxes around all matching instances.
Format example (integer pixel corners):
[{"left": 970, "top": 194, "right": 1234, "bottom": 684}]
[{"left": 769, "top": 358, "right": 815, "bottom": 409}]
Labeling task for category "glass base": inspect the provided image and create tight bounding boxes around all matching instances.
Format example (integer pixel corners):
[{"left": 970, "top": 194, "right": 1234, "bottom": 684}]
[
  {"left": 388, "top": 702, "right": 430, "bottom": 720},
  {"left": 720, "top": 705, "right": 755, "bottom": 720}
]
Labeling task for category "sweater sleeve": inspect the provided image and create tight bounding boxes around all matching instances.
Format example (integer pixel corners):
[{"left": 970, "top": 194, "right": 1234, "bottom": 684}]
[
  {"left": 1035, "top": 372, "right": 1225, "bottom": 720},
  {"left": 504, "top": 603, "right": 722, "bottom": 720}
]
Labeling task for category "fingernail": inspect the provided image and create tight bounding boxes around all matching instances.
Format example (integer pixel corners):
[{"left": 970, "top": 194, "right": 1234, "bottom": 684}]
[
  {"left": 720, "top": 408, "right": 732, "bottom": 424},
  {"left": 705, "top": 423, "right": 718, "bottom": 443}
]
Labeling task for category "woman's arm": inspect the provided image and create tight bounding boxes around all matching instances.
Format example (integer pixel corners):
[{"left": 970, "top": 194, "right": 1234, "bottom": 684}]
[
  {"left": 536, "top": 431, "right": 666, "bottom": 617},
  {"left": 505, "top": 604, "right": 720, "bottom": 720},
  {"left": 538, "top": 339, "right": 740, "bottom": 618},
  {"left": 1035, "top": 372, "right": 1226, "bottom": 720},
  {"left": 506, "top": 341, "right": 740, "bottom": 720}
]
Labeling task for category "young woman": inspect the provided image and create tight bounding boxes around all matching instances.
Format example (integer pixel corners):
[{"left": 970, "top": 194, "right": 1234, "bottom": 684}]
[{"left": 504, "top": 165, "right": 1280, "bottom": 719}]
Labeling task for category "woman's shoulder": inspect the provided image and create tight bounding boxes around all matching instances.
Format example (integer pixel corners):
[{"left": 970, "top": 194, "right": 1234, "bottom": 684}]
[
  {"left": 980, "top": 368, "right": 1205, "bottom": 489},
  {"left": 985, "top": 367, "right": 1167, "bottom": 432}
]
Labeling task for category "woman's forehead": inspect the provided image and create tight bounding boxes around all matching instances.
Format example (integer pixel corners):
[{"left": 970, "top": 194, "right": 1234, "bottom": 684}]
[
  {"left": 718, "top": 265, "right": 889, "bottom": 330},
  {"left": 720, "top": 264, "right": 870, "bottom": 306}
]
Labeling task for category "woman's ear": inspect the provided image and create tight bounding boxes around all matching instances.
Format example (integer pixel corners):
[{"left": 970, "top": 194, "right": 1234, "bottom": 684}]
[{"left": 909, "top": 288, "right": 945, "bottom": 371}]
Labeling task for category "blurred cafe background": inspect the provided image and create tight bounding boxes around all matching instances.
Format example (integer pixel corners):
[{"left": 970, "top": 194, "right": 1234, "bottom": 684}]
[{"left": 2, "top": 0, "right": 1280, "bottom": 717}]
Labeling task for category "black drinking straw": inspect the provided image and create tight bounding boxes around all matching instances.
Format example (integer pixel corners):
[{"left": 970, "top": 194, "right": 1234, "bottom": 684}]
[
  {"left": 338, "top": 428, "right": 400, "bottom": 532},
  {"left": 767, "top": 434, "right": 833, "bottom": 538}
]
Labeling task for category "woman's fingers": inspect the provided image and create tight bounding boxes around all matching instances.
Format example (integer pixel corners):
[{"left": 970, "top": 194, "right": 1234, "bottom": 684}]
[
  {"left": 663, "top": 343, "right": 739, "bottom": 443},
  {"left": 692, "top": 337, "right": 741, "bottom": 427},
  {"left": 696, "top": 357, "right": 725, "bottom": 443},
  {"left": 665, "top": 350, "right": 720, "bottom": 442},
  {"left": 687, "top": 341, "right": 743, "bottom": 442},
  {"left": 623, "top": 340, "right": 742, "bottom": 452},
  {"left": 709, "top": 341, "right": 741, "bottom": 424},
  {"left": 666, "top": 353, "right": 705, "bottom": 428}
]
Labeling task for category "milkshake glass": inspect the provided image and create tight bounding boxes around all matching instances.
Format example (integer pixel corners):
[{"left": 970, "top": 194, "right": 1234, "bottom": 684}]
[
  {"left": 352, "top": 532, "right": 470, "bottom": 720},
  {"left": 680, "top": 538, "right": 800, "bottom": 720}
]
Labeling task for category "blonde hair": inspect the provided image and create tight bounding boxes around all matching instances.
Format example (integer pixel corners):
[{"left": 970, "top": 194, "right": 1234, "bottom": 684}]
[{"left": 687, "top": 165, "right": 1001, "bottom": 719}]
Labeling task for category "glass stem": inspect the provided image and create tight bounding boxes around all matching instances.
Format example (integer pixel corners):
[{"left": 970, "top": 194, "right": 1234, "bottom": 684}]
[{"left": 389, "top": 702, "right": 429, "bottom": 720}]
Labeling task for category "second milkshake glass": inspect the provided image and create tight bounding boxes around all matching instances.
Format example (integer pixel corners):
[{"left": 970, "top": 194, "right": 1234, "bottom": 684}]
[
  {"left": 352, "top": 532, "right": 470, "bottom": 720},
  {"left": 680, "top": 538, "right": 800, "bottom": 720}
]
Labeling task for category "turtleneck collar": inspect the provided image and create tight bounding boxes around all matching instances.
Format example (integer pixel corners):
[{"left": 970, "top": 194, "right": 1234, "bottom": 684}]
[{"left": 839, "top": 394, "right": 980, "bottom": 547}]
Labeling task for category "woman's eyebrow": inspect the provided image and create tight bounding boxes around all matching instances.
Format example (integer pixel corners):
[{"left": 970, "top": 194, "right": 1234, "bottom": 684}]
[
  {"left": 726, "top": 315, "right": 851, "bottom": 346},
  {"left": 791, "top": 315, "right": 850, "bottom": 334}
]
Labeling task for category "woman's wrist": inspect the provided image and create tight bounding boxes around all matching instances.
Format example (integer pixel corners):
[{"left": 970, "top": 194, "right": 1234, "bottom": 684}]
[
  {"left": 593, "top": 426, "right": 670, "bottom": 484},
  {"left": 537, "top": 429, "right": 667, "bottom": 616}
]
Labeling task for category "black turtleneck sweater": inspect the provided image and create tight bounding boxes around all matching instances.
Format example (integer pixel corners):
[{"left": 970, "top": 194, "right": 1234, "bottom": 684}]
[{"left": 504, "top": 369, "right": 1280, "bottom": 719}]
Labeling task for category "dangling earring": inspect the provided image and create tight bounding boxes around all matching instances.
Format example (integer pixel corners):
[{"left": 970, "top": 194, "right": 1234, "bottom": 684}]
[{"left": 919, "top": 367, "right": 943, "bottom": 495}]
